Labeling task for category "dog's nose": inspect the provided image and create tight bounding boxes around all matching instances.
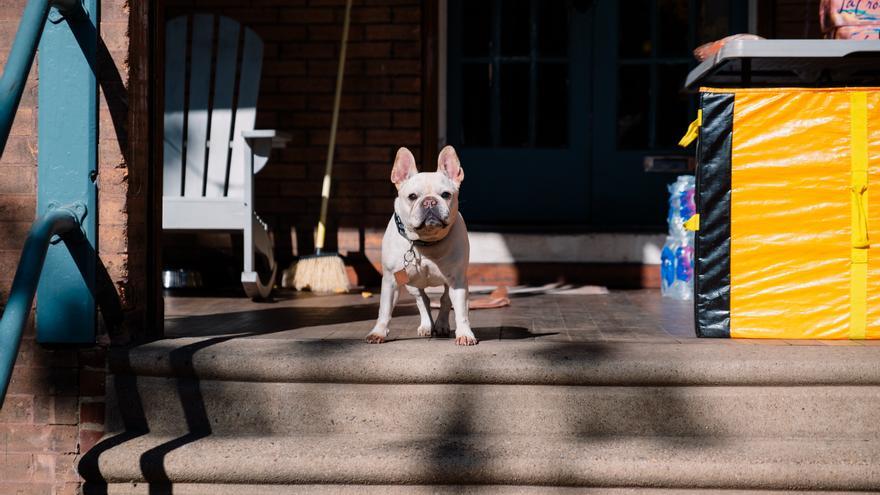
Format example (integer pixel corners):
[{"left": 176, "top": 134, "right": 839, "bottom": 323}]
[{"left": 422, "top": 197, "right": 438, "bottom": 209}]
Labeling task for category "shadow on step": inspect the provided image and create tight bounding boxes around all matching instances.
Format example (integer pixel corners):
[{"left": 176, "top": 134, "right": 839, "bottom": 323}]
[
  {"left": 79, "top": 336, "right": 718, "bottom": 491},
  {"left": 528, "top": 343, "right": 723, "bottom": 448},
  {"left": 79, "top": 335, "right": 240, "bottom": 495},
  {"left": 164, "top": 302, "right": 420, "bottom": 337}
]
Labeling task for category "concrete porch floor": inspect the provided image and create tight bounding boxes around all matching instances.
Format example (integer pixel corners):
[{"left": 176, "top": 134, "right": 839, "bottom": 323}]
[{"left": 164, "top": 288, "right": 871, "bottom": 346}]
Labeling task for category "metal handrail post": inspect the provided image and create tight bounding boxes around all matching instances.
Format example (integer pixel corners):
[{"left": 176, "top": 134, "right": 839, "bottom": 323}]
[{"left": 0, "top": 206, "right": 83, "bottom": 406}]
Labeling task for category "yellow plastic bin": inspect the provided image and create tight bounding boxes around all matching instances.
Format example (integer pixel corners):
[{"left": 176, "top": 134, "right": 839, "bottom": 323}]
[{"left": 684, "top": 39, "right": 880, "bottom": 338}]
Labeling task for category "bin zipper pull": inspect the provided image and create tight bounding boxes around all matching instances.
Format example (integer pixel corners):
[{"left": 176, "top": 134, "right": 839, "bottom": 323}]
[{"left": 678, "top": 109, "right": 702, "bottom": 148}]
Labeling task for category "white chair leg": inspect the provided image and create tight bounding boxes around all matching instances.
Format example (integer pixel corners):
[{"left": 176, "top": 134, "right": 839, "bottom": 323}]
[{"left": 241, "top": 212, "right": 276, "bottom": 300}]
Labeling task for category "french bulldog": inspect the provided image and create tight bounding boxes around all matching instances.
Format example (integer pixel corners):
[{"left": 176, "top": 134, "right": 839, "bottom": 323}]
[{"left": 365, "top": 145, "right": 477, "bottom": 346}]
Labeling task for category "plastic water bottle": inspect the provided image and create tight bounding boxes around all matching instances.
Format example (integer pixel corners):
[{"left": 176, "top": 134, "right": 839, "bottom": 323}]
[
  {"left": 667, "top": 176, "right": 696, "bottom": 238},
  {"left": 660, "top": 236, "right": 678, "bottom": 296},
  {"left": 662, "top": 175, "right": 696, "bottom": 300}
]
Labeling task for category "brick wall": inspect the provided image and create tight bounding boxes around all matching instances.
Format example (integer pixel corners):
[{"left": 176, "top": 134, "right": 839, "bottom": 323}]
[
  {"left": 0, "top": 0, "right": 145, "bottom": 492},
  {"left": 161, "top": 0, "right": 423, "bottom": 267},
  {"left": 760, "top": 0, "right": 823, "bottom": 38}
]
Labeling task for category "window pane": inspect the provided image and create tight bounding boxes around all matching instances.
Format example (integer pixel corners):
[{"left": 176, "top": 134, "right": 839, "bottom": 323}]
[
  {"left": 658, "top": 0, "right": 689, "bottom": 56},
  {"left": 656, "top": 64, "right": 690, "bottom": 148},
  {"left": 619, "top": 0, "right": 652, "bottom": 58},
  {"left": 501, "top": 0, "right": 531, "bottom": 56},
  {"left": 538, "top": 1, "right": 568, "bottom": 56},
  {"left": 697, "top": 0, "right": 731, "bottom": 45},
  {"left": 500, "top": 63, "right": 530, "bottom": 147},
  {"left": 618, "top": 65, "right": 650, "bottom": 149},
  {"left": 536, "top": 63, "right": 568, "bottom": 147},
  {"left": 461, "top": 1, "right": 493, "bottom": 57},
  {"left": 461, "top": 63, "right": 492, "bottom": 146}
]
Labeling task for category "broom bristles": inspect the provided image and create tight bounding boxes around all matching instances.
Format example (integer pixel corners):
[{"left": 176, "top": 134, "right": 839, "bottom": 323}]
[{"left": 291, "top": 254, "right": 350, "bottom": 293}]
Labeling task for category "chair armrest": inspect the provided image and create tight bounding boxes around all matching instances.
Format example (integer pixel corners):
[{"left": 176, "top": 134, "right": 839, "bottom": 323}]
[
  {"left": 241, "top": 130, "right": 291, "bottom": 175},
  {"left": 241, "top": 129, "right": 291, "bottom": 149}
]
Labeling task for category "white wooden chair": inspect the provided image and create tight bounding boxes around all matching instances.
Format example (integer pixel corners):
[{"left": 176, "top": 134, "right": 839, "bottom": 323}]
[{"left": 162, "top": 14, "right": 289, "bottom": 299}]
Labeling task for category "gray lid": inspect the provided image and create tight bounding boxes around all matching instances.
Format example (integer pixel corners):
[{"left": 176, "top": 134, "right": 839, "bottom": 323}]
[{"left": 685, "top": 39, "right": 880, "bottom": 90}]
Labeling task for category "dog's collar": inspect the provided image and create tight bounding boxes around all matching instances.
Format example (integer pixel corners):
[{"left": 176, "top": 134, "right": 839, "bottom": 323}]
[{"left": 394, "top": 213, "right": 440, "bottom": 247}]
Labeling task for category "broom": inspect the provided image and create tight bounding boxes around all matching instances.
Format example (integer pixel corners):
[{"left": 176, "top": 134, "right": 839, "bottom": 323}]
[{"left": 291, "top": 0, "right": 352, "bottom": 293}]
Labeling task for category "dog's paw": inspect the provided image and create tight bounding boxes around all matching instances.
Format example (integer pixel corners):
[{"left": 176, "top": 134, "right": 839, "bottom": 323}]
[
  {"left": 433, "top": 318, "right": 451, "bottom": 337},
  {"left": 417, "top": 324, "right": 433, "bottom": 337},
  {"left": 454, "top": 329, "right": 478, "bottom": 346},
  {"left": 365, "top": 331, "right": 386, "bottom": 344}
]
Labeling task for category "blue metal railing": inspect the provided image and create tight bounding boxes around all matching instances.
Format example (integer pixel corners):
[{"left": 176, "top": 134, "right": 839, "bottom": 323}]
[
  {"left": 0, "top": 205, "right": 85, "bottom": 404},
  {"left": 0, "top": 0, "right": 51, "bottom": 152},
  {"left": 0, "top": 0, "right": 92, "bottom": 407}
]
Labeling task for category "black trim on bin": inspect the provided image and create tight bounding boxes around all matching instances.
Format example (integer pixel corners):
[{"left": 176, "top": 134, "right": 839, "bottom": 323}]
[{"left": 694, "top": 92, "right": 734, "bottom": 338}]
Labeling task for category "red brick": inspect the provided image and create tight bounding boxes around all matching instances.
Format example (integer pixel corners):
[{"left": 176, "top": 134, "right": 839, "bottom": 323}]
[
  {"left": 391, "top": 76, "right": 422, "bottom": 94},
  {"left": 352, "top": 6, "right": 392, "bottom": 23},
  {"left": 0, "top": 425, "right": 78, "bottom": 454},
  {"left": 0, "top": 483, "right": 53, "bottom": 495},
  {"left": 392, "top": 6, "right": 420, "bottom": 22},
  {"left": 393, "top": 111, "right": 420, "bottom": 129},
  {"left": 0, "top": 136, "right": 37, "bottom": 165},
  {"left": 264, "top": 60, "right": 308, "bottom": 76},
  {"left": 308, "top": 129, "right": 364, "bottom": 146},
  {"left": 366, "top": 93, "right": 420, "bottom": 110},
  {"left": 0, "top": 454, "right": 34, "bottom": 482},
  {"left": 365, "top": 24, "right": 419, "bottom": 41},
  {"left": 346, "top": 76, "right": 392, "bottom": 93},
  {"left": 79, "top": 401, "right": 105, "bottom": 426},
  {"left": 308, "top": 24, "right": 364, "bottom": 42},
  {"left": 365, "top": 129, "right": 421, "bottom": 145},
  {"left": 33, "top": 396, "right": 77, "bottom": 425},
  {"left": 0, "top": 395, "right": 33, "bottom": 423},
  {"left": 280, "top": 7, "right": 335, "bottom": 23},
  {"left": 78, "top": 369, "right": 105, "bottom": 397},
  {"left": 365, "top": 59, "right": 421, "bottom": 76},
  {"left": 392, "top": 41, "right": 421, "bottom": 58},
  {"left": 54, "top": 482, "right": 81, "bottom": 495},
  {"left": 346, "top": 41, "right": 392, "bottom": 59},
  {"left": 7, "top": 366, "right": 79, "bottom": 397},
  {"left": 78, "top": 429, "right": 104, "bottom": 453}
]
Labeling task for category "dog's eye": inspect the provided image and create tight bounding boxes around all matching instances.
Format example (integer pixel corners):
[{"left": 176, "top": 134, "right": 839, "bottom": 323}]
[
  {"left": 441, "top": 192, "right": 452, "bottom": 200},
  {"left": 408, "top": 193, "right": 418, "bottom": 201}
]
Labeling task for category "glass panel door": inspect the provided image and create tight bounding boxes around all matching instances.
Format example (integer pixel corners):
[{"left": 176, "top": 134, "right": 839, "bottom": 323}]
[{"left": 448, "top": 0, "right": 591, "bottom": 226}]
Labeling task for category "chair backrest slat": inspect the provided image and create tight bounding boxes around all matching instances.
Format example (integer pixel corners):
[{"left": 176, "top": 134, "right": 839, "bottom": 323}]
[
  {"left": 204, "top": 17, "right": 241, "bottom": 198},
  {"left": 183, "top": 14, "right": 214, "bottom": 197},
  {"left": 227, "top": 28, "right": 263, "bottom": 199},
  {"left": 163, "top": 14, "right": 265, "bottom": 200},
  {"left": 162, "top": 16, "right": 187, "bottom": 197}
]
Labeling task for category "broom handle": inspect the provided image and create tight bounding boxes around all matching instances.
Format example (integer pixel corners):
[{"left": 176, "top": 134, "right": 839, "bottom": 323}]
[{"left": 316, "top": 0, "right": 353, "bottom": 254}]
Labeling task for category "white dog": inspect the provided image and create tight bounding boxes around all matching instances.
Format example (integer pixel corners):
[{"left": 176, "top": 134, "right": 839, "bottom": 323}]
[{"left": 365, "top": 146, "right": 477, "bottom": 346}]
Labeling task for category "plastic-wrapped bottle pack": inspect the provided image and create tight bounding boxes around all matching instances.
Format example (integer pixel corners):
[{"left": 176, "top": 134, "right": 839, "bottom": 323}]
[{"left": 661, "top": 176, "right": 695, "bottom": 300}]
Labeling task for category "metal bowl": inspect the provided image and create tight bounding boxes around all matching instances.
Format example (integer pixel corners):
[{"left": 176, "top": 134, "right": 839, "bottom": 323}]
[{"left": 162, "top": 269, "right": 204, "bottom": 289}]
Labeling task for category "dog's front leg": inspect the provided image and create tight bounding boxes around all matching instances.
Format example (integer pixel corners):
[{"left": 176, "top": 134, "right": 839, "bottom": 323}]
[
  {"left": 433, "top": 284, "right": 452, "bottom": 337},
  {"left": 366, "top": 274, "right": 399, "bottom": 343},
  {"left": 406, "top": 286, "right": 433, "bottom": 336},
  {"left": 449, "top": 282, "right": 476, "bottom": 346}
]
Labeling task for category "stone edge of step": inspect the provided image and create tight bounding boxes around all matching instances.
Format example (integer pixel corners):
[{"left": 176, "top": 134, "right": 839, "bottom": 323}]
[
  {"left": 92, "top": 483, "right": 864, "bottom": 495},
  {"left": 80, "top": 433, "right": 880, "bottom": 491},
  {"left": 109, "top": 337, "right": 880, "bottom": 386}
]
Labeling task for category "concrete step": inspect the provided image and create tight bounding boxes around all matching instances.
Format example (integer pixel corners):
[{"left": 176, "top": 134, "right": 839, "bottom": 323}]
[
  {"left": 98, "top": 484, "right": 865, "bottom": 495},
  {"left": 80, "top": 433, "right": 880, "bottom": 491},
  {"left": 109, "top": 337, "right": 880, "bottom": 386},
  {"left": 106, "top": 376, "right": 880, "bottom": 440}
]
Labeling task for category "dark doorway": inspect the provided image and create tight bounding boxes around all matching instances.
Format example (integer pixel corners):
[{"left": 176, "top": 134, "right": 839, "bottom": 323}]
[{"left": 447, "top": 0, "right": 748, "bottom": 229}]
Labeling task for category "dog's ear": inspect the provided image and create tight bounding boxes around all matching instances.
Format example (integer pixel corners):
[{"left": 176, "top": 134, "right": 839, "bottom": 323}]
[
  {"left": 437, "top": 145, "right": 464, "bottom": 186},
  {"left": 391, "top": 147, "right": 418, "bottom": 189}
]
